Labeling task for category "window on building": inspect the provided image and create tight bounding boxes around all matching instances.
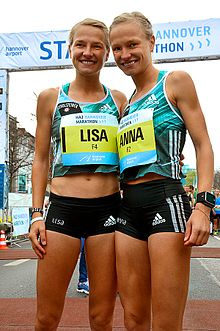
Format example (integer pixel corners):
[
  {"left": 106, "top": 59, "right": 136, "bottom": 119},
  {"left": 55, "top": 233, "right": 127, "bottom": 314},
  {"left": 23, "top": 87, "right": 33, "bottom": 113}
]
[{"left": 18, "top": 174, "right": 27, "bottom": 192}]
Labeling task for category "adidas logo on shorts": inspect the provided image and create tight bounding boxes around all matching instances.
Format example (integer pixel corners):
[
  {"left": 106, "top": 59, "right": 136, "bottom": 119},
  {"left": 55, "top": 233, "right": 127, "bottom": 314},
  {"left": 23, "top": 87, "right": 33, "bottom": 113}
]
[
  {"left": 152, "top": 213, "right": 166, "bottom": 226},
  {"left": 104, "top": 215, "right": 116, "bottom": 227}
]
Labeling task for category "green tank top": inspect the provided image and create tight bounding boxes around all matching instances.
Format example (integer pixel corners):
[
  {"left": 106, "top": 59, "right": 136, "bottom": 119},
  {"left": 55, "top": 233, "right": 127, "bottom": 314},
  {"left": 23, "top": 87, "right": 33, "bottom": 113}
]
[
  {"left": 120, "top": 71, "right": 186, "bottom": 182},
  {"left": 51, "top": 83, "right": 120, "bottom": 177}
]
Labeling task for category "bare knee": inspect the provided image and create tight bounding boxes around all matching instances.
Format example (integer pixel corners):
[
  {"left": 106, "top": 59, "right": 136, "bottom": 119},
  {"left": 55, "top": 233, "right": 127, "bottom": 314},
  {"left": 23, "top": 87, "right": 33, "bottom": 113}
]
[
  {"left": 90, "top": 312, "right": 113, "bottom": 331},
  {"left": 124, "top": 310, "right": 151, "bottom": 331},
  {"left": 152, "top": 316, "right": 183, "bottom": 331},
  {"left": 89, "top": 303, "right": 115, "bottom": 331},
  {"left": 35, "top": 310, "right": 61, "bottom": 331}
]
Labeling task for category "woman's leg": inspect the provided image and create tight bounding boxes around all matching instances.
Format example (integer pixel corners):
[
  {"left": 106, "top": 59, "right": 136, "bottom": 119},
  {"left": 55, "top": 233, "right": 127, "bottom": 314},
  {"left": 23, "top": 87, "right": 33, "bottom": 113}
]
[
  {"left": 85, "top": 233, "right": 117, "bottom": 331},
  {"left": 35, "top": 231, "right": 81, "bottom": 331},
  {"left": 115, "top": 231, "right": 152, "bottom": 331},
  {"left": 149, "top": 232, "right": 191, "bottom": 331}
]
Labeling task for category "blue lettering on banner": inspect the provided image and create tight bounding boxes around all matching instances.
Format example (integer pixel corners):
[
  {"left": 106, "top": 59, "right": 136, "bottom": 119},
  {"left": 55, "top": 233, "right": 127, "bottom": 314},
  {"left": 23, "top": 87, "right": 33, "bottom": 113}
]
[
  {"left": 5, "top": 46, "right": 29, "bottom": 57},
  {"left": 0, "top": 19, "right": 219, "bottom": 69},
  {"left": 155, "top": 26, "right": 211, "bottom": 39},
  {"left": 40, "top": 40, "right": 70, "bottom": 60},
  {"left": 14, "top": 220, "right": 25, "bottom": 226},
  {"left": 154, "top": 24, "right": 212, "bottom": 56},
  {"left": 155, "top": 42, "right": 184, "bottom": 53}
]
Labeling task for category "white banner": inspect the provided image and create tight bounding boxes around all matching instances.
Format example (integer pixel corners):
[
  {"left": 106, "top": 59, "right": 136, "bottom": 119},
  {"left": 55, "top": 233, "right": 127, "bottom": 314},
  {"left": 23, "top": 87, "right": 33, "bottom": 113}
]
[
  {"left": 9, "top": 193, "right": 32, "bottom": 207},
  {"left": 0, "top": 30, "right": 71, "bottom": 70},
  {"left": 153, "top": 18, "right": 220, "bottom": 61},
  {"left": 12, "top": 207, "right": 30, "bottom": 235},
  {"left": 0, "top": 18, "right": 220, "bottom": 70}
]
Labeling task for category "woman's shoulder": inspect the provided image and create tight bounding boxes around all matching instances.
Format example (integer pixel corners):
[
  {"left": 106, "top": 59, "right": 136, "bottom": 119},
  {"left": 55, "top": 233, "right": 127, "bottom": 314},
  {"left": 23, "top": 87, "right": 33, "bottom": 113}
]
[
  {"left": 38, "top": 86, "right": 59, "bottom": 101},
  {"left": 110, "top": 89, "right": 128, "bottom": 115},
  {"left": 166, "top": 70, "right": 193, "bottom": 85},
  {"left": 110, "top": 90, "right": 127, "bottom": 103},
  {"left": 36, "top": 87, "right": 60, "bottom": 117}
]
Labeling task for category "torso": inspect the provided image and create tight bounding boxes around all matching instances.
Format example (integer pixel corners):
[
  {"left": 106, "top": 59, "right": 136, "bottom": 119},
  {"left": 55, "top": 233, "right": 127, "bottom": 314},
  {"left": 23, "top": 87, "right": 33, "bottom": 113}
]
[
  {"left": 50, "top": 82, "right": 121, "bottom": 198},
  {"left": 119, "top": 70, "right": 186, "bottom": 184},
  {"left": 51, "top": 172, "right": 119, "bottom": 198}
]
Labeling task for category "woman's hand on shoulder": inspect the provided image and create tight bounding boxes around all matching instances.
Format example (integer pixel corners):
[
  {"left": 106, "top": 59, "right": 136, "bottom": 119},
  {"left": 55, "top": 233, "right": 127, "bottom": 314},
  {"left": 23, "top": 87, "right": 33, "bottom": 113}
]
[{"left": 111, "top": 89, "right": 128, "bottom": 117}]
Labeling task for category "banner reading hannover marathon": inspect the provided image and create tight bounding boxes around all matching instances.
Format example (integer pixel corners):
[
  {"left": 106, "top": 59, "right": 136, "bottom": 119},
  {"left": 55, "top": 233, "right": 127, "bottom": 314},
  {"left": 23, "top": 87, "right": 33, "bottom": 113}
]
[{"left": 0, "top": 18, "right": 220, "bottom": 70}]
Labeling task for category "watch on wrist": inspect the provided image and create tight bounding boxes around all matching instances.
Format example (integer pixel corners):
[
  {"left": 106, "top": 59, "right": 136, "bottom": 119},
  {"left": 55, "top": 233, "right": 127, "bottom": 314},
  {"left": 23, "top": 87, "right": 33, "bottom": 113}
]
[
  {"left": 196, "top": 191, "right": 215, "bottom": 208},
  {"left": 31, "top": 207, "right": 44, "bottom": 215}
]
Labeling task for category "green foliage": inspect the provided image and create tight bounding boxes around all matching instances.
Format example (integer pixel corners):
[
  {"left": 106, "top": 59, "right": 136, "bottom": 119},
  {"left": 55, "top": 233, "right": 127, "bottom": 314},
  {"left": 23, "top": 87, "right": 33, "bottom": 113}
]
[{"left": 185, "top": 169, "right": 197, "bottom": 186}]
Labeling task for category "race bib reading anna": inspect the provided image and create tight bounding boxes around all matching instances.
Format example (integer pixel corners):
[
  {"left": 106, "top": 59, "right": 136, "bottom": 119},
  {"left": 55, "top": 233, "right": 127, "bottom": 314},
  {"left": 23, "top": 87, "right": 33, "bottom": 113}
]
[
  {"left": 117, "top": 109, "right": 157, "bottom": 173},
  {"left": 60, "top": 113, "right": 118, "bottom": 166}
]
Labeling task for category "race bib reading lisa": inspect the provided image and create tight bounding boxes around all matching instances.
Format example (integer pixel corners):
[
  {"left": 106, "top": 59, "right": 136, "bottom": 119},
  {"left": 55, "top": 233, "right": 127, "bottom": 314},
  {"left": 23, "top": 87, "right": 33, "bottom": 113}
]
[
  {"left": 117, "top": 109, "right": 157, "bottom": 173},
  {"left": 60, "top": 113, "right": 118, "bottom": 166}
]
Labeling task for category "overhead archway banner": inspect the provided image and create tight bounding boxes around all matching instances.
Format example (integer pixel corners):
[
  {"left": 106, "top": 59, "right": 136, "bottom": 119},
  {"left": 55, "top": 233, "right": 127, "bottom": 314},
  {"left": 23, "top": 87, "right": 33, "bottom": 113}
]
[{"left": 0, "top": 18, "right": 220, "bottom": 71}]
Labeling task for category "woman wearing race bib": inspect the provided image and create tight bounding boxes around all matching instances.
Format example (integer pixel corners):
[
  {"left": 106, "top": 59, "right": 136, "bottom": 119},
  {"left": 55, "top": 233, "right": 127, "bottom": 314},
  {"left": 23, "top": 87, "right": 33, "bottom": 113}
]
[
  {"left": 109, "top": 12, "right": 214, "bottom": 330},
  {"left": 29, "top": 18, "right": 127, "bottom": 331}
]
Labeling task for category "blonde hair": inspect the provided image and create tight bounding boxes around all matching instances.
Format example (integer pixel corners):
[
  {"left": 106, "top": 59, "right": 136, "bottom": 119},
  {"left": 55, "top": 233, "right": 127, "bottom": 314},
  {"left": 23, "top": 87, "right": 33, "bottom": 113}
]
[
  {"left": 109, "top": 12, "right": 153, "bottom": 39},
  {"left": 69, "top": 18, "right": 110, "bottom": 50}
]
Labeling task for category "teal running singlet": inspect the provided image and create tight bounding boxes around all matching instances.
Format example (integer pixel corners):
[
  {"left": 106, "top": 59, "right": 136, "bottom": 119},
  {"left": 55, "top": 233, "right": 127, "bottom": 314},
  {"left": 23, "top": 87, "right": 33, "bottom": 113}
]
[
  {"left": 118, "top": 71, "right": 186, "bottom": 182},
  {"left": 51, "top": 83, "right": 120, "bottom": 177}
]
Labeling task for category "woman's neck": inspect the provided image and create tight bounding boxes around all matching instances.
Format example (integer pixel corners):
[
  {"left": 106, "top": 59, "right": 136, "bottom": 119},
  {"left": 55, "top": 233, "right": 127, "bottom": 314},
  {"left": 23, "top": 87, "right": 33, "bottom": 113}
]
[
  {"left": 69, "top": 74, "right": 105, "bottom": 102},
  {"left": 131, "top": 67, "right": 159, "bottom": 102},
  {"left": 132, "top": 67, "right": 159, "bottom": 94}
]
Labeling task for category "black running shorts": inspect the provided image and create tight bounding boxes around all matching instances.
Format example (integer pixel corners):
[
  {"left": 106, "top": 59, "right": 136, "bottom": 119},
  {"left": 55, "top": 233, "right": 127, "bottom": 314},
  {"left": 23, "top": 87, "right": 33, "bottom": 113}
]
[
  {"left": 117, "top": 179, "right": 191, "bottom": 240},
  {"left": 45, "top": 191, "right": 121, "bottom": 238}
]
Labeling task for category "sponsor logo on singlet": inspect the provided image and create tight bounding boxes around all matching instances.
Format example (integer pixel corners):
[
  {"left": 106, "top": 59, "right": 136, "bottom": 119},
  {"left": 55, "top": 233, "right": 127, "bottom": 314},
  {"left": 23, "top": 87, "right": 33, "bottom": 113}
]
[
  {"left": 57, "top": 102, "right": 82, "bottom": 116},
  {"left": 144, "top": 94, "right": 159, "bottom": 106}
]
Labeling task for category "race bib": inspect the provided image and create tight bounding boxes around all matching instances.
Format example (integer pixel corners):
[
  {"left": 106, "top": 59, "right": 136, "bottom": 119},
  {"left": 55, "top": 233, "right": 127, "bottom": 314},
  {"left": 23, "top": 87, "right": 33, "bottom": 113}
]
[
  {"left": 117, "top": 109, "right": 157, "bottom": 173},
  {"left": 60, "top": 113, "right": 118, "bottom": 166}
]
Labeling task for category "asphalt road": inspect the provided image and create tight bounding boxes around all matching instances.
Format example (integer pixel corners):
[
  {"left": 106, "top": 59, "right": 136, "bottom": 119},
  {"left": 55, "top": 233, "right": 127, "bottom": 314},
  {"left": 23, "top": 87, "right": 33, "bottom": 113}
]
[{"left": 0, "top": 236, "right": 220, "bottom": 300}]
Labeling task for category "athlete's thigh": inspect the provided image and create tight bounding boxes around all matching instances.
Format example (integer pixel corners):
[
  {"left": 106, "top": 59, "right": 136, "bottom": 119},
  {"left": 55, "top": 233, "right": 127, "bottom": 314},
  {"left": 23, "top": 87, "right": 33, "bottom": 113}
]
[
  {"left": 37, "top": 231, "right": 81, "bottom": 314},
  {"left": 148, "top": 232, "right": 191, "bottom": 327},
  {"left": 85, "top": 233, "right": 117, "bottom": 298},
  {"left": 115, "top": 231, "right": 151, "bottom": 318}
]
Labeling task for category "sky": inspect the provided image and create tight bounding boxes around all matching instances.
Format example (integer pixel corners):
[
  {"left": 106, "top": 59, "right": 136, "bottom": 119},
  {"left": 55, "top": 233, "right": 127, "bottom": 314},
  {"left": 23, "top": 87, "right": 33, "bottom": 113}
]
[{"left": 1, "top": 0, "right": 220, "bottom": 169}]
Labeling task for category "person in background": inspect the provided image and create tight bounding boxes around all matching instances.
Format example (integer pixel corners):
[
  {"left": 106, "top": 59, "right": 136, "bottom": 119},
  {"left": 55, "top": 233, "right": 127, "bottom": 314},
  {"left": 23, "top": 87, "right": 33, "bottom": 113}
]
[
  {"left": 213, "top": 188, "right": 220, "bottom": 235},
  {"left": 77, "top": 238, "right": 89, "bottom": 295},
  {"left": 29, "top": 18, "right": 126, "bottom": 331},
  {"left": 210, "top": 208, "right": 215, "bottom": 235},
  {"left": 109, "top": 11, "right": 215, "bottom": 331},
  {"left": 185, "top": 184, "right": 195, "bottom": 210}
]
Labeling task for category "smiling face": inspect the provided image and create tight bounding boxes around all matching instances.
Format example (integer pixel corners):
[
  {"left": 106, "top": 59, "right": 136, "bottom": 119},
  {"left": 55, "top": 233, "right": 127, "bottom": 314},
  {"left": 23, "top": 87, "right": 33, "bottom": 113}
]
[
  {"left": 69, "top": 24, "right": 109, "bottom": 76},
  {"left": 110, "top": 20, "right": 155, "bottom": 77}
]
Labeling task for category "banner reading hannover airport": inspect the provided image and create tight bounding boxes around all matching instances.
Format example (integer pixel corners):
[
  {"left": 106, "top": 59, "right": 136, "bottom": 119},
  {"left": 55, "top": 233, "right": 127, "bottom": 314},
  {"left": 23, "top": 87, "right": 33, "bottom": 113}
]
[{"left": 0, "top": 18, "right": 220, "bottom": 70}]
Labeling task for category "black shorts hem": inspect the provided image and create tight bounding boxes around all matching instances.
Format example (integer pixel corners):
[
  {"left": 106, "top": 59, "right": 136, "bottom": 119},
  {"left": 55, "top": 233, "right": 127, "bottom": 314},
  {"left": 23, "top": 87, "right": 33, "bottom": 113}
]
[
  {"left": 115, "top": 228, "right": 147, "bottom": 241},
  {"left": 46, "top": 226, "right": 81, "bottom": 239},
  {"left": 85, "top": 228, "right": 115, "bottom": 238},
  {"left": 46, "top": 224, "right": 116, "bottom": 239}
]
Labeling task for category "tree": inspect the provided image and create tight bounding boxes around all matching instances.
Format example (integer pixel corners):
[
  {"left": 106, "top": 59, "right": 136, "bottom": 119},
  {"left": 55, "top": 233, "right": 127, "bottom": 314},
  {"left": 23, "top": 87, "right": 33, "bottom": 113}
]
[
  {"left": 9, "top": 115, "right": 35, "bottom": 192},
  {"left": 185, "top": 169, "right": 197, "bottom": 187},
  {"left": 214, "top": 169, "right": 220, "bottom": 189}
]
